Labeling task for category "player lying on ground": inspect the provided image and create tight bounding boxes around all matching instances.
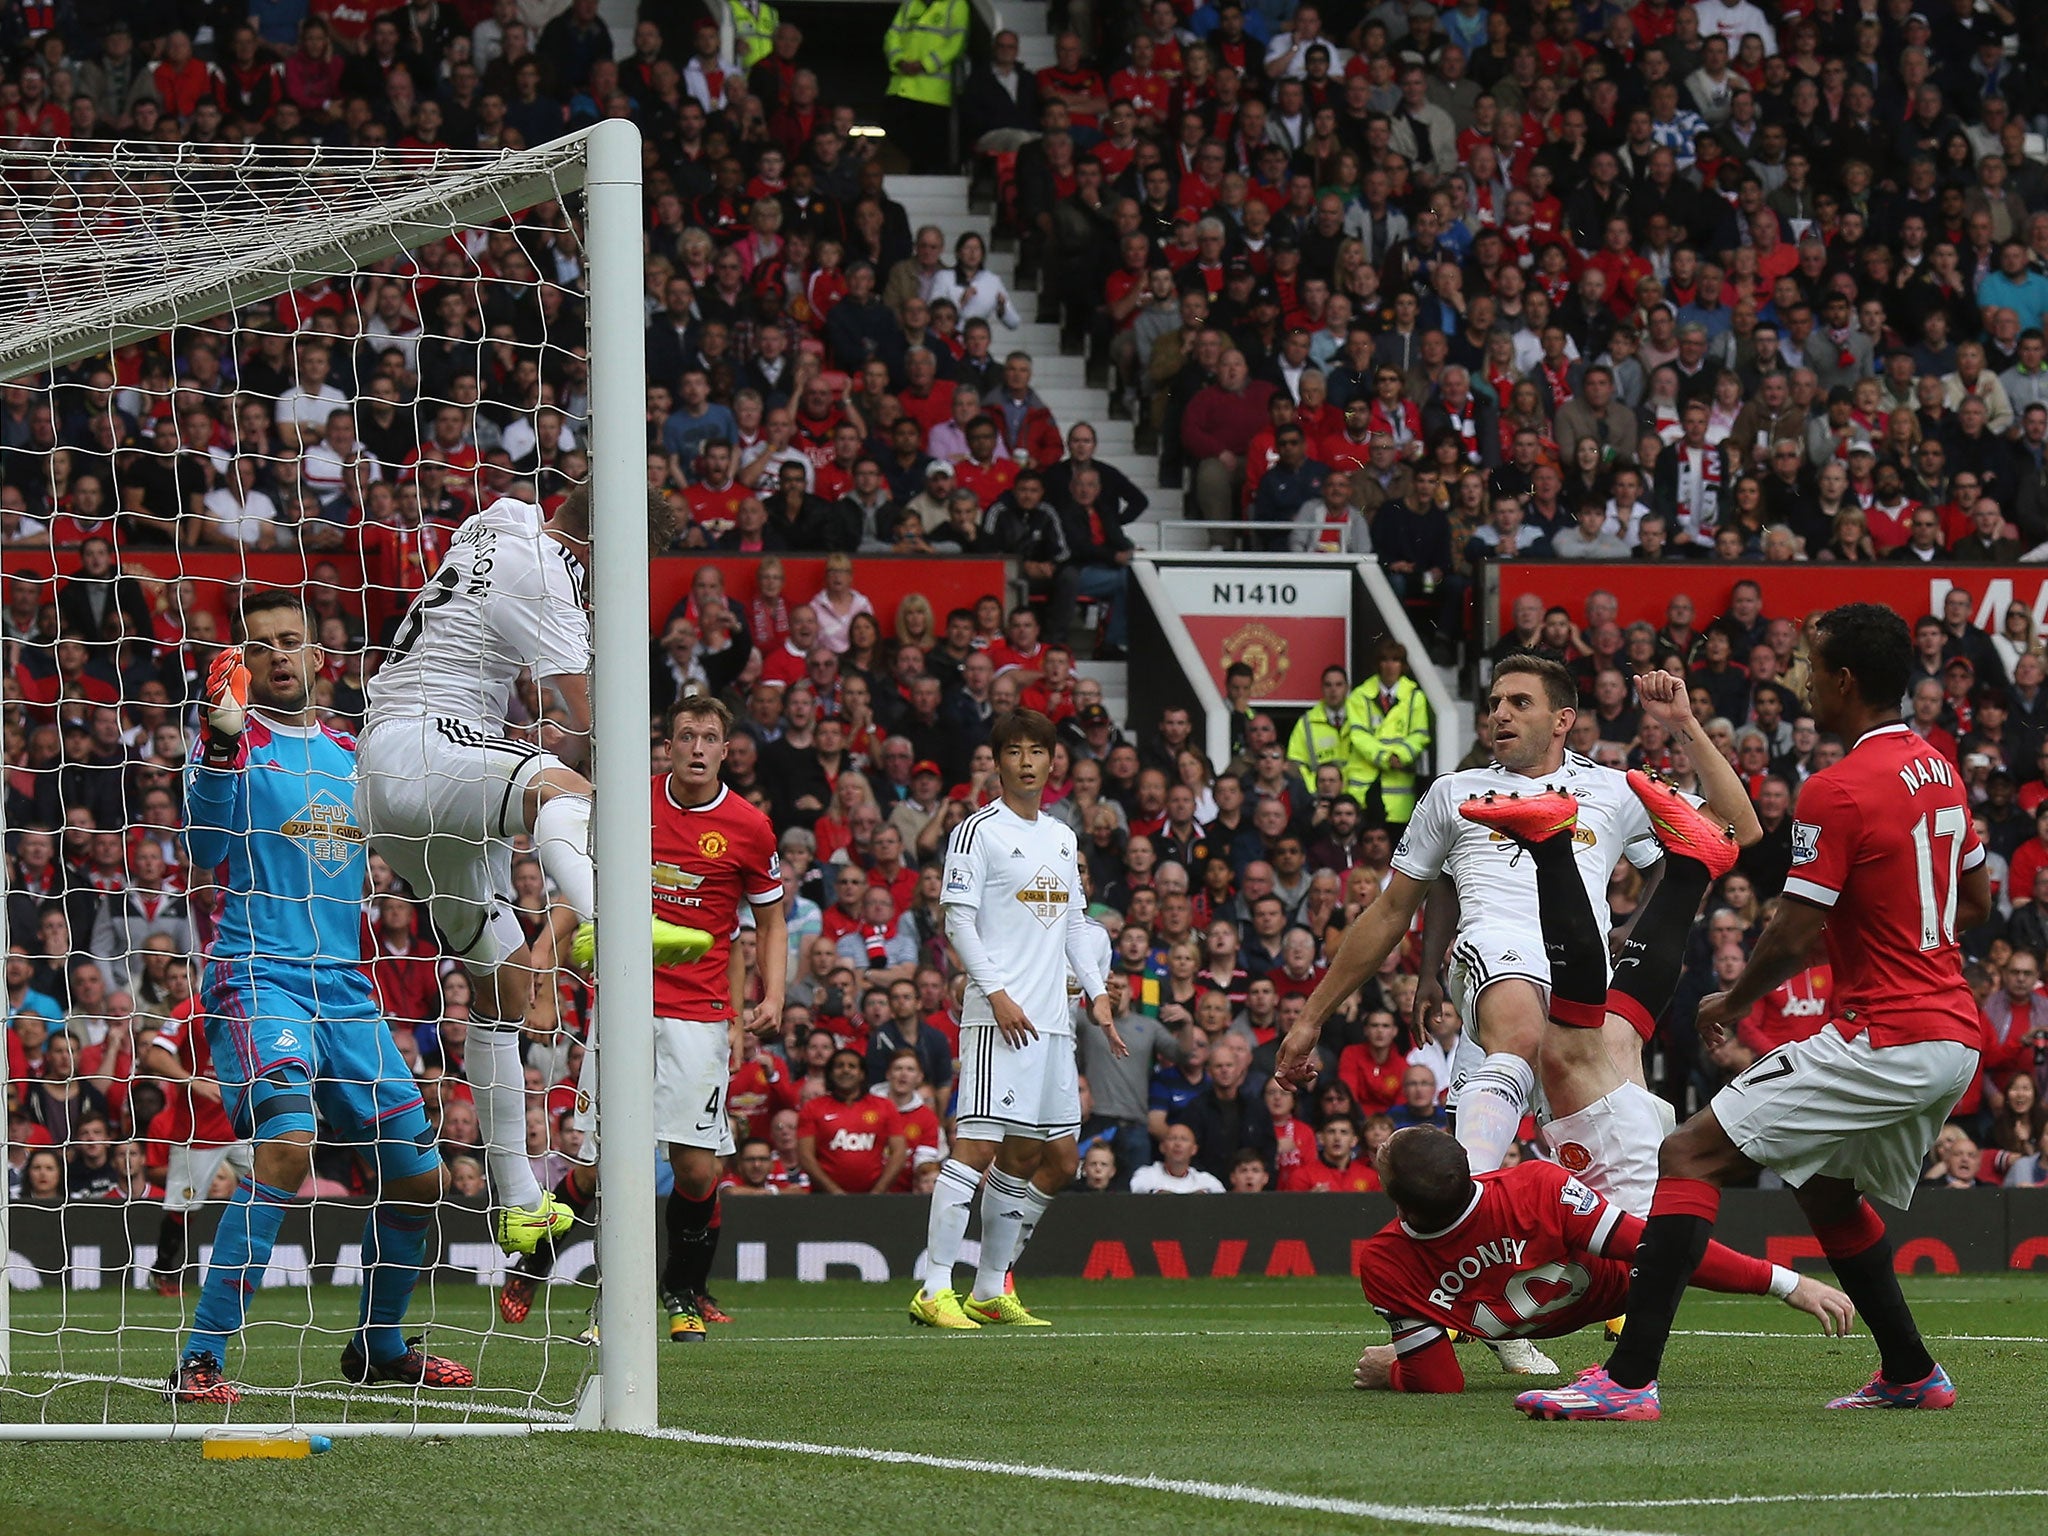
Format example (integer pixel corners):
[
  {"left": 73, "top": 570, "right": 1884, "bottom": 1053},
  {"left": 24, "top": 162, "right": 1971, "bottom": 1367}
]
[
  {"left": 169, "top": 593, "right": 469, "bottom": 1404},
  {"left": 1517, "top": 603, "right": 1989, "bottom": 1422},
  {"left": 356, "top": 486, "right": 705, "bottom": 1256},
  {"left": 501, "top": 696, "right": 783, "bottom": 1342},
  {"left": 1351, "top": 1127, "right": 1854, "bottom": 1393},
  {"left": 911, "top": 708, "right": 1120, "bottom": 1330},
  {"left": 1278, "top": 657, "right": 1758, "bottom": 1370}
]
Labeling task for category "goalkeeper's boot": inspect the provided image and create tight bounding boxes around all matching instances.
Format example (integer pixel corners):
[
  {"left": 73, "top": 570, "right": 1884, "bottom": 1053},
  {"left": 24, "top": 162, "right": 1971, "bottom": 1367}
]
[
  {"left": 494, "top": 1192, "right": 574, "bottom": 1256},
  {"left": 1626, "top": 769, "right": 1739, "bottom": 878},
  {"left": 908, "top": 1287, "right": 981, "bottom": 1330},
  {"left": 962, "top": 1290, "right": 1051, "bottom": 1327},
  {"left": 166, "top": 1351, "right": 240, "bottom": 1406},
  {"left": 571, "top": 918, "right": 715, "bottom": 970},
  {"left": 1826, "top": 1363, "right": 1956, "bottom": 1410},
  {"left": 1515, "top": 1366, "right": 1661, "bottom": 1421},
  {"left": 664, "top": 1290, "right": 707, "bottom": 1343},
  {"left": 151, "top": 1269, "right": 184, "bottom": 1299},
  {"left": 342, "top": 1334, "right": 475, "bottom": 1388},
  {"left": 1488, "top": 1337, "right": 1560, "bottom": 1375},
  {"left": 1457, "top": 786, "right": 1579, "bottom": 846},
  {"left": 499, "top": 1271, "right": 539, "bottom": 1325},
  {"left": 695, "top": 1292, "right": 734, "bottom": 1325}
]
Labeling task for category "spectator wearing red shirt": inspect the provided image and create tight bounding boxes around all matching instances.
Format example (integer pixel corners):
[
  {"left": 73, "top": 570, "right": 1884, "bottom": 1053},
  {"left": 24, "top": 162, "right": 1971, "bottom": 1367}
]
[
  {"left": 1279, "top": 1113, "right": 1381, "bottom": 1191},
  {"left": 819, "top": 862, "right": 871, "bottom": 944},
  {"left": 953, "top": 416, "right": 1020, "bottom": 507},
  {"left": 365, "top": 894, "right": 442, "bottom": 1034},
  {"left": 683, "top": 441, "right": 749, "bottom": 540},
  {"left": 2008, "top": 805, "right": 2048, "bottom": 914},
  {"left": 1183, "top": 349, "right": 1278, "bottom": 520},
  {"left": 895, "top": 349, "right": 956, "bottom": 445},
  {"left": 1337, "top": 1011, "right": 1407, "bottom": 1116},
  {"left": 983, "top": 353, "right": 1063, "bottom": 469},
  {"left": 874, "top": 1051, "right": 943, "bottom": 1191},
  {"left": 1739, "top": 966, "right": 1832, "bottom": 1057},
  {"left": 1036, "top": 31, "right": 1108, "bottom": 129},
  {"left": 796, "top": 1049, "right": 908, "bottom": 1193}
]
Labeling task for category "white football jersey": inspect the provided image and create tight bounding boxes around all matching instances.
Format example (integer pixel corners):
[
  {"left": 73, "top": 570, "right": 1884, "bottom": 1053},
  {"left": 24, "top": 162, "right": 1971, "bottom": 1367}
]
[
  {"left": 943, "top": 800, "right": 1096, "bottom": 1036},
  {"left": 1392, "top": 753, "right": 1665, "bottom": 949},
  {"left": 366, "top": 496, "right": 589, "bottom": 725}
]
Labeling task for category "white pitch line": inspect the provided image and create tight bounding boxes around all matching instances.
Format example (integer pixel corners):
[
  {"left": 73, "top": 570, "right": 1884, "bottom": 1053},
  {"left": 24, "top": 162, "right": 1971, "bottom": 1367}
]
[
  {"left": 1452, "top": 1489, "right": 2048, "bottom": 1514},
  {"left": 635, "top": 1426, "right": 1681, "bottom": 1536},
  {"left": 9, "top": 1369, "right": 573, "bottom": 1422}
]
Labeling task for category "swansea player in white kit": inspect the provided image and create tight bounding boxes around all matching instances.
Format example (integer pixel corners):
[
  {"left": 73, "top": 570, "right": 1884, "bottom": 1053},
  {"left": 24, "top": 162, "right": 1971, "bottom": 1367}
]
[
  {"left": 910, "top": 709, "right": 1120, "bottom": 1330},
  {"left": 357, "top": 486, "right": 703, "bottom": 1254},
  {"left": 1278, "top": 657, "right": 1758, "bottom": 1263}
]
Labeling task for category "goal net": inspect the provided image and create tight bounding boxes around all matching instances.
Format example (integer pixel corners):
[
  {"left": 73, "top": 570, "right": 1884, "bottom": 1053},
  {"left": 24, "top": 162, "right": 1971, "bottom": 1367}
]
[{"left": 0, "top": 120, "right": 659, "bottom": 1440}]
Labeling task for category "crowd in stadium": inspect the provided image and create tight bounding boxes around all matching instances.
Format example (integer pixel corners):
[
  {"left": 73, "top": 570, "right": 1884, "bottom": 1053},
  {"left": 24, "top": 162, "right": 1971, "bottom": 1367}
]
[{"left": 5, "top": 0, "right": 2048, "bottom": 1216}]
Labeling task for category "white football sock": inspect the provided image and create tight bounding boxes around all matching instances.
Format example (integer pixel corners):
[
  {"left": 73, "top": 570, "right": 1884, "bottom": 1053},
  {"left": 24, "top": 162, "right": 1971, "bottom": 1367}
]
[
  {"left": 467, "top": 1022, "right": 544, "bottom": 1211},
  {"left": 533, "top": 793, "right": 596, "bottom": 922},
  {"left": 1012, "top": 1178, "right": 1056, "bottom": 1265},
  {"left": 921, "top": 1159, "right": 981, "bottom": 1299},
  {"left": 971, "top": 1168, "right": 1034, "bottom": 1301},
  {"left": 1454, "top": 1051, "right": 1534, "bottom": 1173}
]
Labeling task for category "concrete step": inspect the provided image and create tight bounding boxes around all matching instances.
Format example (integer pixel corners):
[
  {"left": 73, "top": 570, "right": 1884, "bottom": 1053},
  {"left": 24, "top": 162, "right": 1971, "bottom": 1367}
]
[{"left": 998, "top": 0, "right": 1052, "bottom": 34}]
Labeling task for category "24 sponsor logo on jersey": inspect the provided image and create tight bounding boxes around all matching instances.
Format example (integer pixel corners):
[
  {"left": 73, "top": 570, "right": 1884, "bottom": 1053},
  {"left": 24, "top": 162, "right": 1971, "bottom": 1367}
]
[
  {"left": 1016, "top": 867, "right": 1071, "bottom": 927},
  {"left": 277, "top": 791, "right": 365, "bottom": 875}
]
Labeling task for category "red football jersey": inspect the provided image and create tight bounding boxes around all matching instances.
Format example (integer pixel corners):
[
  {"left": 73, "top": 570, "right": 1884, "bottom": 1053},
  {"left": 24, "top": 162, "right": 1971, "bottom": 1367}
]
[
  {"left": 1358, "top": 1161, "right": 1778, "bottom": 1392},
  {"left": 650, "top": 779, "right": 782, "bottom": 1021},
  {"left": 1279, "top": 1154, "right": 1381, "bottom": 1192},
  {"left": 797, "top": 1093, "right": 902, "bottom": 1191},
  {"left": 1783, "top": 723, "right": 1984, "bottom": 1048},
  {"left": 727, "top": 1054, "right": 801, "bottom": 1143},
  {"left": 888, "top": 1095, "right": 942, "bottom": 1191},
  {"left": 1740, "top": 965, "right": 1832, "bottom": 1056},
  {"left": 154, "top": 998, "right": 237, "bottom": 1148}
]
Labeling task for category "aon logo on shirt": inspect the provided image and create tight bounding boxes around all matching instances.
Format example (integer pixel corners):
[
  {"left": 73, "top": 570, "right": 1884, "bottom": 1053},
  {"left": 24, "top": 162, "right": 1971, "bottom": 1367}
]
[
  {"left": 827, "top": 1130, "right": 879, "bottom": 1152},
  {"left": 1781, "top": 995, "right": 1828, "bottom": 1017}
]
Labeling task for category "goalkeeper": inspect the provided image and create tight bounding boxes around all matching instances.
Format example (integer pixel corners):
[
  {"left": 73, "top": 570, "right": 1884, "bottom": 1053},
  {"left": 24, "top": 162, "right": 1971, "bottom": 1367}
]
[{"left": 168, "top": 592, "right": 470, "bottom": 1405}]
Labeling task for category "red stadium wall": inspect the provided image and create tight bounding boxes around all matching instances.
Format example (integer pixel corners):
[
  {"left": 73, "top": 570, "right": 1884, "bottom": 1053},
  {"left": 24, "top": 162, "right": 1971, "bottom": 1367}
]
[
  {"left": 1486, "top": 563, "right": 2048, "bottom": 642},
  {"left": 2, "top": 551, "right": 1011, "bottom": 642}
]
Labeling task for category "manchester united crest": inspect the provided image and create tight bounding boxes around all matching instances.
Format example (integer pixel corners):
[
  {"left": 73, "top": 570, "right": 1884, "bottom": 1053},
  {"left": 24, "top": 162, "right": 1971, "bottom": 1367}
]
[
  {"left": 1554, "top": 1141, "right": 1592, "bottom": 1173},
  {"left": 698, "top": 829, "right": 728, "bottom": 859},
  {"left": 1221, "top": 622, "right": 1290, "bottom": 698}
]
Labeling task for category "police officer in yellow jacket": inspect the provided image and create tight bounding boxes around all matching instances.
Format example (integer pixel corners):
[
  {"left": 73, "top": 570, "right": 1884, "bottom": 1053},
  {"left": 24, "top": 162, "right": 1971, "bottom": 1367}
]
[
  {"left": 1344, "top": 640, "right": 1431, "bottom": 830},
  {"left": 884, "top": 0, "right": 969, "bottom": 173},
  {"left": 730, "top": 0, "right": 779, "bottom": 70},
  {"left": 1286, "top": 664, "right": 1351, "bottom": 794}
]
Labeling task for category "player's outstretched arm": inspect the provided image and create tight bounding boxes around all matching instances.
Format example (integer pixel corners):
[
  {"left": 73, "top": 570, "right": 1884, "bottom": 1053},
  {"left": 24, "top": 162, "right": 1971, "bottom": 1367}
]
[
  {"left": 1693, "top": 895, "right": 1829, "bottom": 1044},
  {"left": 1279, "top": 871, "right": 1426, "bottom": 1087},
  {"left": 1635, "top": 670, "right": 1761, "bottom": 846},
  {"left": 1599, "top": 1205, "right": 1855, "bottom": 1335}
]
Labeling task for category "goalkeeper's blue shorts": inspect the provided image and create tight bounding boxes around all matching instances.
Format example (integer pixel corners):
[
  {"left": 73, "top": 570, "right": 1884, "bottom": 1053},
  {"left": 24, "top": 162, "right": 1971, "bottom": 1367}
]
[{"left": 201, "top": 958, "right": 440, "bottom": 1183}]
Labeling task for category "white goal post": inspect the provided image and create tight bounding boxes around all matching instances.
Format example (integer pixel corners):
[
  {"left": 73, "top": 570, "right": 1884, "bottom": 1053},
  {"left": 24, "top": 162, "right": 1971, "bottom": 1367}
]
[{"left": 0, "top": 118, "right": 657, "bottom": 1438}]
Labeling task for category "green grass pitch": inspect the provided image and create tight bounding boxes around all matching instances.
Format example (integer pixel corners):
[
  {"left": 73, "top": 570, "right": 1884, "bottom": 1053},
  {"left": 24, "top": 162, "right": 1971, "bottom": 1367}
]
[{"left": 2, "top": 1276, "right": 2044, "bottom": 1536}]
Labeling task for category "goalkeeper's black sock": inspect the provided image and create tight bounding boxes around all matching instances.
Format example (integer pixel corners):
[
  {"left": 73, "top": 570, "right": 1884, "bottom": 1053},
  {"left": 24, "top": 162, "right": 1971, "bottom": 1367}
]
[
  {"left": 661, "top": 1191, "right": 716, "bottom": 1299},
  {"left": 1815, "top": 1201, "right": 1935, "bottom": 1385},
  {"left": 1605, "top": 1178, "right": 1720, "bottom": 1390},
  {"left": 1607, "top": 853, "right": 1716, "bottom": 1040},
  {"left": 1523, "top": 828, "right": 1607, "bottom": 1026},
  {"left": 153, "top": 1211, "right": 187, "bottom": 1277}
]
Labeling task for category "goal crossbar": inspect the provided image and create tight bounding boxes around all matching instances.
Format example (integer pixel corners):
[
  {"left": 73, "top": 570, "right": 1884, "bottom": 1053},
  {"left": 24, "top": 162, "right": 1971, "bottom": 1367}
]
[{"left": 0, "top": 134, "right": 594, "bottom": 381}]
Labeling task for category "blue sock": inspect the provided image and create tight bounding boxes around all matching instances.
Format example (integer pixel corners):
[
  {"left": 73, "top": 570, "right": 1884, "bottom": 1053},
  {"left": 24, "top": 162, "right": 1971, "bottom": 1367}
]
[
  {"left": 358, "top": 1205, "right": 432, "bottom": 1365},
  {"left": 186, "top": 1177, "right": 295, "bottom": 1363}
]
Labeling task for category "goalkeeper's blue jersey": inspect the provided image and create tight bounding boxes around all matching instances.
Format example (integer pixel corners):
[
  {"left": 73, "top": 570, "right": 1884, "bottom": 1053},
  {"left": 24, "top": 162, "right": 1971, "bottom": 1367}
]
[{"left": 184, "top": 713, "right": 375, "bottom": 991}]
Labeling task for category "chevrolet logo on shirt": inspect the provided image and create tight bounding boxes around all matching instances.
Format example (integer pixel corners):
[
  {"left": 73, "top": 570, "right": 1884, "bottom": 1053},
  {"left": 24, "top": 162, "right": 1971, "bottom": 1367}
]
[
  {"left": 1016, "top": 867, "right": 1070, "bottom": 928},
  {"left": 279, "top": 793, "right": 365, "bottom": 875},
  {"left": 653, "top": 863, "right": 706, "bottom": 890}
]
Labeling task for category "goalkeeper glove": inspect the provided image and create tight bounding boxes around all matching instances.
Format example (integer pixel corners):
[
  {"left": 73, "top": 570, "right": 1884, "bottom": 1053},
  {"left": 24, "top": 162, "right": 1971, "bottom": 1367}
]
[{"left": 199, "top": 646, "right": 251, "bottom": 767}]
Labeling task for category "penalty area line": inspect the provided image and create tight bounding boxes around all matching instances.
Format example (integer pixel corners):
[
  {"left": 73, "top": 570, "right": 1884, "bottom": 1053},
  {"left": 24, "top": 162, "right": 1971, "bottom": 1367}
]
[
  {"left": 636, "top": 1427, "right": 1684, "bottom": 1536},
  {"left": 1450, "top": 1489, "right": 2048, "bottom": 1513}
]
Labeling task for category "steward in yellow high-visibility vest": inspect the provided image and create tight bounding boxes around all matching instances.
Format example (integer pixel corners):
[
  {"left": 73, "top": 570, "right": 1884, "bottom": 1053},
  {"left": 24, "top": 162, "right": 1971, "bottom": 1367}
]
[
  {"left": 730, "top": 0, "right": 779, "bottom": 69},
  {"left": 1343, "top": 641, "right": 1431, "bottom": 828},
  {"left": 884, "top": 0, "right": 968, "bottom": 171},
  {"left": 1286, "top": 663, "right": 1351, "bottom": 794}
]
